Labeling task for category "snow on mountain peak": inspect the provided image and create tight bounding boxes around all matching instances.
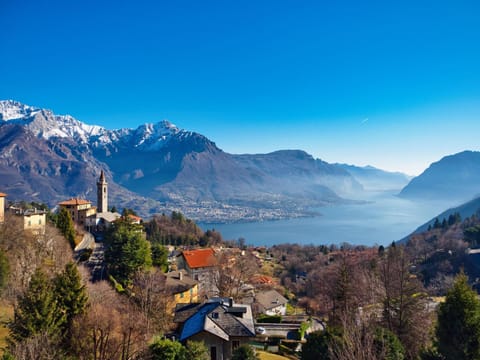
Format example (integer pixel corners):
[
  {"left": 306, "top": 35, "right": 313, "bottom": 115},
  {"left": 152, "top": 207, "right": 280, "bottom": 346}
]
[
  {"left": 0, "top": 100, "right": 186, "bottom": 151},
  {"left": 0, "top": 100, "right": 41, "bottom": 121}
]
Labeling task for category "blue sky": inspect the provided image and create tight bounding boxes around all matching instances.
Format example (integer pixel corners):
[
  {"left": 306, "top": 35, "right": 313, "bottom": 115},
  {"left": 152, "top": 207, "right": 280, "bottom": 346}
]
[{"left": 1, "top": 0, "right": 479, "bottom": 175}]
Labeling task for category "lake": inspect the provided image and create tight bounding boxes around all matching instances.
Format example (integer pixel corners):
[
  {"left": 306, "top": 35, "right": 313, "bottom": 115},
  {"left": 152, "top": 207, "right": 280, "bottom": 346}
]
[{"left": 199, "top": 191, "right": 456, "bottom": 247}]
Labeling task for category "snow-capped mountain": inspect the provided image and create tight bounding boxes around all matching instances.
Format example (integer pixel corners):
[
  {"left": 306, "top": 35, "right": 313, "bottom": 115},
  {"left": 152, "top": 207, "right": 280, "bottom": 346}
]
[
  {"left": 0, "top": 100, "right": 366, "bottom": 221},
  {"left": 0, "top": 100, "right": 189, "bottom": 153},
  {"left": 0, "top": 100, "right": 41, "bottom": 121}
]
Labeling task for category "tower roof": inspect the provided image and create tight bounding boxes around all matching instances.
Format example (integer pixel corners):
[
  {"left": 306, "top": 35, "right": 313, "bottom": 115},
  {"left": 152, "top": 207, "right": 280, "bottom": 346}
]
[
  {"left": 0, "top": 192, "right": 6, "bottom": 197},
  {"left": 99, "top": 170, "right": 106, "bottom": 182}
]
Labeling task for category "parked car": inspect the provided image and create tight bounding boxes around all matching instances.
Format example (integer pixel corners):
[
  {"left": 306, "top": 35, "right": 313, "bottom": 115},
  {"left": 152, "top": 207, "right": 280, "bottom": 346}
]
[{"left": 255, "top": 326, "right": 266, "bottom": 335}]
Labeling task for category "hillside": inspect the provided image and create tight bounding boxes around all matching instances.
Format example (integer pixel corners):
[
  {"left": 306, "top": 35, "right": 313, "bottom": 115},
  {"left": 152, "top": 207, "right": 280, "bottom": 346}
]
[{"left": 399, "top": 151, "right": 480, "bottom": 202}]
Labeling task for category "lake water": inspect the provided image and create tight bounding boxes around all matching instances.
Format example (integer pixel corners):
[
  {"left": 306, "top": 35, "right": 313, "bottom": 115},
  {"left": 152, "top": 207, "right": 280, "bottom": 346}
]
[{"left": 200, "top": 192, "right": 456, "bottom": 247}]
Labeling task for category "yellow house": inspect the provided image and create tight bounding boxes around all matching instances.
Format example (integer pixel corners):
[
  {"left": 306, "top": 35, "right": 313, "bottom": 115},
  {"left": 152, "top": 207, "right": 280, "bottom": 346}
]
[
  {"left": 22, "top": 209, "right": 47, "bottom": 235},
  {"left": 58, "top": 198, "right": 97, "bottom": 226},
  {"left": 166, "top": 270, "right": 199, "bottom": 312},
  {"left": 0, "top": 192, "right": 5, "bottom": 223}
]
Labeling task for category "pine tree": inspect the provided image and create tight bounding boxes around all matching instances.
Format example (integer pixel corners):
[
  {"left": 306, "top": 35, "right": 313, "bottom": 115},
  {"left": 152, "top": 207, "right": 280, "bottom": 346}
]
[
  {"left": 436, "top": 272, "right": 480, "bottom": 360},
  {"left": 56, "top": 207, "right": 76, "bottom": 248},
  {"left": 104, "top": 218, "right": 152, "bottom": 287},
  {"left": 54, "top": 262, "right": 88, "bottom": 329},
  {"left": 9, "top": 270, "right": 66, "bottom": 342}
]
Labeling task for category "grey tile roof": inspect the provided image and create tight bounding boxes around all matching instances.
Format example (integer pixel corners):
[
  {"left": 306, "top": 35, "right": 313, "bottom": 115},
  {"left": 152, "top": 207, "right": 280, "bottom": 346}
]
[{"left": 177, "top": 299, "right": 255, "bottom": 341}]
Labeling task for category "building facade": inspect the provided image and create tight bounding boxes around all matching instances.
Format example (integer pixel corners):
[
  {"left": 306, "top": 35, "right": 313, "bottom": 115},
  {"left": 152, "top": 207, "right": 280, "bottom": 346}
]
[{"left": 0, "top": 192, "right": 5, "bottom": 223}]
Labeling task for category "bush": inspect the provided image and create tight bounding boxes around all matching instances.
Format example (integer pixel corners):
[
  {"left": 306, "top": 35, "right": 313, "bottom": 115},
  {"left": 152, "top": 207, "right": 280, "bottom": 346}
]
[{"left": 257, "top": 314, "right": 282, "bottom": 323}]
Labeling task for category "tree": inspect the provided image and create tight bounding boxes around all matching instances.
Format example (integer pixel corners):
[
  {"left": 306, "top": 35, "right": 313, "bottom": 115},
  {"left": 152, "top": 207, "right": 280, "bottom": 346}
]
[
  {"left": 150, "top": 243, "right": 169, "bottom": 271},
  {"left": 232, "top": 344, "right": 259, "bottom": 360},
  {"left": 301, "top": 329, "right": 340, "bottom": 360},
  {"left": 54, "top": 262, "right": 88, "bottom": 329},
  {"left": 436, "top": 272, "right": 480, "bottom": 360},
  {"left": 149, "top": 338, "right": 186, "bottom": 360},
  {"left": 379, "top": 245, "right": 431, "bottom": 359},
  {"left": 185, "top": 341, "right": 209, "bottom": 360},
  {"left": 104, "top": 219, "right": 152, "bottom": 287},
  {"left": 0, "top": 248, "right": 9, "bottom": 293},
  {"left": 56, "top": 207, "right": 76, "bottom": 248},
  {"left": 131, "top": 270, "right": 169, "bottom": 334},
  {"left": 9, "top": 270, "right": 66, "bottom": 343}
]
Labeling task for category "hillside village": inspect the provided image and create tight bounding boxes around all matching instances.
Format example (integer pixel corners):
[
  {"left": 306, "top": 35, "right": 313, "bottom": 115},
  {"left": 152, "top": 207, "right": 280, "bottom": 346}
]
[{"left": 2, "top": 172, "right": 480, "bottom": 359}]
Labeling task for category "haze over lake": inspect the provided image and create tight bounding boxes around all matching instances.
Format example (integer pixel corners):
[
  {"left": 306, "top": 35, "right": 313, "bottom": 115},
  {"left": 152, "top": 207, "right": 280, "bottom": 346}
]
[{"left": 201, "top": 191, "right": 456, "bottom": 247}]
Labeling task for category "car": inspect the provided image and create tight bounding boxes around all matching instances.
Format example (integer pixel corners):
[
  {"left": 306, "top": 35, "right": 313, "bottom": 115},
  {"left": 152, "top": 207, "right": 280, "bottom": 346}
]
[{"left": 255, "top": 326, "right": 266, "bottom": 335}]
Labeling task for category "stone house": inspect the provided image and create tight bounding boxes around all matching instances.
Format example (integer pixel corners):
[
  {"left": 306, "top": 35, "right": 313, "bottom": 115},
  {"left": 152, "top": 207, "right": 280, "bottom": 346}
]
[{"left": 174, "top": 298, "right": 255, "bottom": 360}]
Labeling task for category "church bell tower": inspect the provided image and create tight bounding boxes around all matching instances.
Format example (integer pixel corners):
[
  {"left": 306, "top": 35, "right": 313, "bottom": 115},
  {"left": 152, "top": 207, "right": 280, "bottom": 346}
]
[{"left": 97, "top": 170, "right": 108, "bottom": 213}]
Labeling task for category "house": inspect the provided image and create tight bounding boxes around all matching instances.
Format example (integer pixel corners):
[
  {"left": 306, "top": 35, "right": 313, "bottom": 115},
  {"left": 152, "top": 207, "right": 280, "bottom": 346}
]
[
  {"left": 165, "top": 270, "right": 199, "bottom": 312},
  {"left": 174, "top": 298, "right": 255, "bottom": 360},
  {"left": 58, "top": 198, "right": 96, "bottom": 226},
  {"left": 254, "top": 289, "right": 288, "bottom": 316},
  {"left": 86, "top": 211, "right": 122, "bottom": 232},
  {"left": 0, "top": 192, "right": 5, "bottom": 223},
  {"left": 177, "top": 248, "right": 218, "bottom": 297},
  {"left": 8, "top": 205, "right": 47, "bottom": 234}
]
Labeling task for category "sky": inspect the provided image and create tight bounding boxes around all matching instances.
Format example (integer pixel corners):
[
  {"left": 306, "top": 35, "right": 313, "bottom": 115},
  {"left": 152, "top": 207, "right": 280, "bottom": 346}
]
[{"left": 1, "top": 0, "right": 479, "bottom": 175}]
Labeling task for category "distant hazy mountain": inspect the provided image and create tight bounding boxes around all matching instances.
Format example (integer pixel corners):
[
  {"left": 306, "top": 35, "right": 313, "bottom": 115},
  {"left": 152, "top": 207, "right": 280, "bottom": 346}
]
[
  {"left": 336, "top": 164, "right": 412, "bottom": 191},
  {"left": 0, "top": 100, "right": 367, "bottom": 221},
  {"left": 399, "top": 151, "right": 480, "bottom": 202}
]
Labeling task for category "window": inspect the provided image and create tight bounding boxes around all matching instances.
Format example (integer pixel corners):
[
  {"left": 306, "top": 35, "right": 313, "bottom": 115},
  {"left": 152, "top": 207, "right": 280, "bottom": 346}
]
[
  {"left": 180, "top": 292, "right": 184, "bottom": 298},
  {"left": 38, "top": 219, "right": 42, "bottom": 225},
  {"left": 232, "top": 340, "right": 240, "bottom": 351},
  {"left": 212, "top": 312, "right": 219, "bottom": 319}
]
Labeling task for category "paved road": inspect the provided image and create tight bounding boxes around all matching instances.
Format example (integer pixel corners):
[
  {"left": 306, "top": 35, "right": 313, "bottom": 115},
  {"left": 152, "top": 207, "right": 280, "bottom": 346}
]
[
  {"left": 74, "top": 232, "right": 95, "bottom": 252},
  {"left": 86, "top": 242, "right": 106, "bottom": 282}
]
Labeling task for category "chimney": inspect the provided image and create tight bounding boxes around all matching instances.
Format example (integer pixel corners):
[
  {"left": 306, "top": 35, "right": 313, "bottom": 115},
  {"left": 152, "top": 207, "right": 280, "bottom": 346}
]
[{"left": 229, "top": 297, "right": 233, "bottom": 308}]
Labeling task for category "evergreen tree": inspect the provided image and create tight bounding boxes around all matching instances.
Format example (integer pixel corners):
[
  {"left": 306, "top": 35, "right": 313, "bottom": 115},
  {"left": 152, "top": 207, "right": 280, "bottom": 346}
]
[
  {"left": 151, "top": 243, "right": 169, "bottom": 271},
  {"left": 54, "top": 262, "right": 88, "bottom": 329},
  {"left": 104, "top": 218, "right": 152, "bottom": 287},
  {"left": 9, "top": 270, "right": 66, "bottom": 342},
  {"left": 56, "top": 207, "right": 76, "bottom": 248},
  {"left": 436, "top": 272, "right": 480, "bottom": 360}
]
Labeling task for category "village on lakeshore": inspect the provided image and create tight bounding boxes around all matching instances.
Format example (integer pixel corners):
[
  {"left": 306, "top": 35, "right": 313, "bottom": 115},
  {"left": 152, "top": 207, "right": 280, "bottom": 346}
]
[{"left": 2, "top": 168, "right": 480, "bottom": 360}]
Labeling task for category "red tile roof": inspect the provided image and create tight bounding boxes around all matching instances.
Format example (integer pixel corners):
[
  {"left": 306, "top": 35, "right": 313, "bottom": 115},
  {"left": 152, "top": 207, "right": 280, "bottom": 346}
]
[
  {"left": 182, "top": 248, "right": 217, "bottom": 269},
  {"left": 58, "top": 198, "right": 92, "bottom": 206},
  {"left": 128, "top": 214, "right": 142, "bottom": 222},
  {"left": 0, "top": 193, "right": 6, "bottom": 197}
]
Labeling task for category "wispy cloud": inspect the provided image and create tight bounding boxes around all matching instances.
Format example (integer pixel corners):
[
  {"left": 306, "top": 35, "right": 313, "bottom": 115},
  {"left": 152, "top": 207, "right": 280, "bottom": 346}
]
[{"left": 361, "top": 117, "right": 369, "bottom": 124}]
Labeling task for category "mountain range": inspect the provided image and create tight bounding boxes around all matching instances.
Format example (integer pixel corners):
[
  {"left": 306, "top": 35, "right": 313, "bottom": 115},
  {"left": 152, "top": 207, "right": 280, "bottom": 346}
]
[
  {"left": 3, "top": 100, "right": 480, "bottom": 225},
  {"left": 0, "top": 100, "right": 372, "bottom": 222}
]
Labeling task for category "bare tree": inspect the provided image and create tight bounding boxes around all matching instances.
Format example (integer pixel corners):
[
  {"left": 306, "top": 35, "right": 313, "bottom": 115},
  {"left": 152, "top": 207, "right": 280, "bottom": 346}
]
[
  {"left": 131, "top": 269, "right": 169, "bottom": 334},
  {"left": 378, "top": 245, "right": 431, "bottom": 359},
  {"left": 213, "top": 249, "right": 260, "bottom": 300},
  {"left": 71, "top": 281, "right": 149, "bottom": 360}
]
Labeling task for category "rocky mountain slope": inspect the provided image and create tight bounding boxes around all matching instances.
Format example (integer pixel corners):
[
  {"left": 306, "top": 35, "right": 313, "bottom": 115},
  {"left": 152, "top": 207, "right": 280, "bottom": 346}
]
[{"left": 0, "top": 100, "right": 367, "bottom": 221}]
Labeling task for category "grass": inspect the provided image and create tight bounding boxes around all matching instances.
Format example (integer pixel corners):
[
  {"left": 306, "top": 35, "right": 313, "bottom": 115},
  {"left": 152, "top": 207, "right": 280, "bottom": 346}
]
[
  {"left": 0, "top": 301, "right": 13, "bottom": 353},
  {"left": 257, "top": 351, "right": 292, "bottom": 360}
]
